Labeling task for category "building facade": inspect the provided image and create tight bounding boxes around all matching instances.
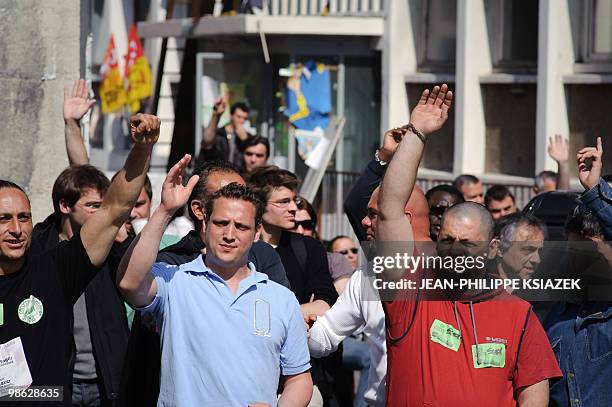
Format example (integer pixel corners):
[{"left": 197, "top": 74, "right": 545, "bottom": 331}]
[{"left": 89, "top": 0, "right": 612, "bottom": 238}]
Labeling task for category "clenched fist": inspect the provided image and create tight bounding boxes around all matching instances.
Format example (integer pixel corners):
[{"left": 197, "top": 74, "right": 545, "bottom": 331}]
[{"left": 130, "top": 113, "right": 161, "bottom": 145}]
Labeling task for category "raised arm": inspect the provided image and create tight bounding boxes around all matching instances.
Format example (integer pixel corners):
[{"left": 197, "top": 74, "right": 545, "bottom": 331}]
[
  {"left": 343, "top": 127, "right": 406, "bottom": 241},
  {"left": 377, "top": 84, "right": 453, "bottom": 242},
  {"left": 80, "top": 114, "right": 159, "bottom": 267},
  {"left": 117, "top": 154, "right": 199, "bottom": 307},
  {"left": 577, "top": 137, "right": 612, "bottom": 240},
  {"left": 64, "top": 79, "right": 96, "bottom": 165},
  {"left": 548, "top": 134, "right": 570, "bottom": 190},
  {"left": 201, "top": 98, "right": 225, "bottom": 150}
]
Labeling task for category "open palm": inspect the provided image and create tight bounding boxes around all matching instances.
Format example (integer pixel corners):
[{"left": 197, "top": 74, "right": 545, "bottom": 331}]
[
  {"left": 410, "top": 84, "right": 453, "bottom": 135},
  {"left": 161, "top": 154, "right": 200, "bottom": 213},
  {"left": 64, "top": 79, "right": 95, "bottom": 121}
]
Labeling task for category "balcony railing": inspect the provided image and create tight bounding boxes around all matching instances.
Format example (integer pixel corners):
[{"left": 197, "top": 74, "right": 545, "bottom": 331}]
[{"left": 267, "top": 0, "right": 385, "bottom": 16}]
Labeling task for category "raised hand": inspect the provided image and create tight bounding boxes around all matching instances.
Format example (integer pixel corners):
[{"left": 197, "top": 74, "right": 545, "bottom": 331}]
[
  {"left": 379, "top": 126, "right": 409, "bottom": 162},
  {"left": 409, "top": 84, "right": 453, "bottom": 136},
  {"left": 130, "top": 113, "right": 161, "bottom": 145},
  {"left": 577, "top": 137, "right": 603, "bottom": 190},
  {"left": 160, "top": 154, "right": 200, "bottom": 214},
  {"left": 64, "top": 79, "right": 95, "bottom": 122},
  {"left": 548, "top": 134, "right": 569, "bottom": 163},
  {"left": 212, "top": 97, "right": 226, "bottom": 116}
]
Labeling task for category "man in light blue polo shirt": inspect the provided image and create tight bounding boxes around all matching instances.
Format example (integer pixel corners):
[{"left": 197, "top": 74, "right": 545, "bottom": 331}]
[{"left": 117, "top": 155, "right": 313, "bottom": 406}]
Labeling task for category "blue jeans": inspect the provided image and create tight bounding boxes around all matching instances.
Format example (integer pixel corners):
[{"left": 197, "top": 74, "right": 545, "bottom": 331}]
[
  {"left": 72, "top": 381, "right": 101, "bottom": 406},
  {"left": 342, "top": 336, "right": 370, "bottom": 407}
]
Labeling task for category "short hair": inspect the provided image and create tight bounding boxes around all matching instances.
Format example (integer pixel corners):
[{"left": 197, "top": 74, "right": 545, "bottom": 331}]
[
  {"left": 204, "top": 183, "right": 264, "bottom": 227},
  {"left": 453, "top": 174, "right": 481, "bottom": 191},
  {"left": 0, "top": 180, "right": 26, "bottom": 194},
  {"left": 327, "top": 235, "right": 351, "bottom": 252},
  {"left": 144, "top": 175, "right": 152, "bottom": 200},
  {"left": 534, "top": 171, "right": 557, "bottom": 191},
  {"left": 244, "top": 136, "right": 270, "bottom": 158},
  {"left": 485, "top": 185, "right": 515, "bottom": 207},
  {"left": 425, "top": 184, "right": 465, "bottom": 203},
  {"left": 52, "top": 165, "right": 110, "bottom": 214},
  {"left": 112, "top": 173, "right": 152, "bottom": 200},
  {"left": 442, "top": 202, "right": 495, "bottom": 241},
  {"left": 565, "top": 204, "right": 604, "bottom": 240},
  {"left": 0, "top": 180, "right": 29, "bottom": 204},
  {"left": 188, "top": 160, "right": 241, "bottom": 223},
  {"left": 246, "top": 165, "right": 299, "bottom": 203},
  {"left": 496, "top": 212, "right": 546, "bottom": 252},
  {"left": 230, "top": 102, "right": 250, "bottom": 115},
  {"left": 297, "top": 196, "right": 318, "bottom": 226}
]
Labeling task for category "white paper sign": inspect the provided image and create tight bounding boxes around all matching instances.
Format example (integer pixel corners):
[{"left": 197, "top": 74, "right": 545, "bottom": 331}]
[{"left": 0, "top": 337, "right": 33, "bottom": 397}]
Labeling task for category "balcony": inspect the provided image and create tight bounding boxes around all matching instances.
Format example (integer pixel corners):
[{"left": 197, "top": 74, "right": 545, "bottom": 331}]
[{"left": 138, "top": 0, "right": 385, "bottom": 40}]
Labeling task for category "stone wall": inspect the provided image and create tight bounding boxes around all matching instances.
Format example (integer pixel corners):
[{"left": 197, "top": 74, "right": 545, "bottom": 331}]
[{"left": 0, "top": 0, "right": 85, "bottom": 222}]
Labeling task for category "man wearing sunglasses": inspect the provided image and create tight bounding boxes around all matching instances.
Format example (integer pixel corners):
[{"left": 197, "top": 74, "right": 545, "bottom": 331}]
[{"left": 425, "top": 185, "right": 464, "bottom": 241}]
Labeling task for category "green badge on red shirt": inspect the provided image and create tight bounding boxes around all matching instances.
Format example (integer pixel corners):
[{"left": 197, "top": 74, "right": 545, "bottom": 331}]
[
  {"left": 472, "top": 343, "right": 506, "bottom": 368},
  {"left": 430, "top": 319, "right": 461, "bottom": 352}
]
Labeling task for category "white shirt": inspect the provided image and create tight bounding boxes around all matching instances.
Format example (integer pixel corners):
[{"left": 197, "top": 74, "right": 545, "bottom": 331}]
[{"left": 308, "top": 268, "right": 386, "bottom": 406}]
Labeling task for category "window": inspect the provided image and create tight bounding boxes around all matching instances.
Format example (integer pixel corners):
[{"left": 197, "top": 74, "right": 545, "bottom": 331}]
[
  {"left": 579, "top": 0, "right": 612, "bottom": 68},
  {"left": 407, "top": 83, "right": 455, "bottom": 172},
  {"left": 566, "top": 84, "right": 612, "bottom": 176},
  {"left": 485, "top": 0, "right": 538, "bottom": 72},
  {"left": 412, "top": 0, "right": 457, "bottom": 72},
  {"left": 483, "top": 84, "right": 536, "bottom": 177}
]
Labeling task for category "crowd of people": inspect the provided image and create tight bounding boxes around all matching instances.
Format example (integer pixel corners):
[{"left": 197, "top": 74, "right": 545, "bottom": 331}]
[{"left": 0, "top": 79, "right": 610, "bottom": 407}]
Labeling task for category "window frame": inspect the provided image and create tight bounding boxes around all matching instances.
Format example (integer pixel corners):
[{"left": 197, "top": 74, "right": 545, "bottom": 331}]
[
  {"left": 487, "top": 0, "right": 538, "bottom": 73},
  {"left": 415, "top": 0, "right": 457, "bottom": 73},
  {"left": 576, "top": 0, "right": 612, "bottom": 72}
]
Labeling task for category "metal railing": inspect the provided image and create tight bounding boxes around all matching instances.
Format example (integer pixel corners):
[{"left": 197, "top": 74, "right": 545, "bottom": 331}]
[
  {"left": 268, "top": 0, "right": 385, "bottom": 16},
  {"left": 318, "top": 170, "right": 536, "bottom": 241}
]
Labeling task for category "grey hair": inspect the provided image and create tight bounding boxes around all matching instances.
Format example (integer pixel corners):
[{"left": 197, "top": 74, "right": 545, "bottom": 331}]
[
  {"left": 534, "top": 171, "right": 557, "bottom": 191},
  {"left": 497, "top": 213, "right": 546, "bottom": 252},
  {"left": 442, "top": 202, "right": 495, "bottom": 241}
]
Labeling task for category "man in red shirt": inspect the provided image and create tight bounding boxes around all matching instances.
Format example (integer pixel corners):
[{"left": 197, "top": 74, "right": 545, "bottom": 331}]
[{"left": 376, "top": 84, "right": 561, "bottom": 406}]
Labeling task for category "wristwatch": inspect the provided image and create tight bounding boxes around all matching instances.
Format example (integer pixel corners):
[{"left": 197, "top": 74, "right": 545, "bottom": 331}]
[{"left": 375, "top": 149, "right": 388, "bottom": 166}]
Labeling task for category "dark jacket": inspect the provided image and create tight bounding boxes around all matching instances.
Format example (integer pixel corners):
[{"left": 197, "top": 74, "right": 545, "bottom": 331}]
[
  {"left": 343, "top": 158, "right": 386, "bottom": 242},
  {"left": 32, "top": 213, "right": 130, "bottom": 403},
  {"left": 580, "top": 178, "right": 612, "bottom": 241}
]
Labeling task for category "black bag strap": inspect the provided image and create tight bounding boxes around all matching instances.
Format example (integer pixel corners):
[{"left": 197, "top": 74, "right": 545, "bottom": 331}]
[{"left": 514, "top": 306, "right": 533, "bottom": 375}]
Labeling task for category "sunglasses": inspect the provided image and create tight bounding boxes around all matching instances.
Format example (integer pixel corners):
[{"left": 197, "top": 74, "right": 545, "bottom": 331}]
[
  {"left": 294, "top": 219, "right": 315, "bottom": 230},
  {"left": 338, "top": 248, "right": 359, "bottom": 255},
  {"left": 429, "top": 206, "right": 449, "bottom": 217}
]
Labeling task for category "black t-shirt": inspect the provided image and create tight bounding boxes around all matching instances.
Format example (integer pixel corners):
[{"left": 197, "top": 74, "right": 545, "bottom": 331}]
[{"left": 0, "top": 234, "right": 97, "bottom": 405}]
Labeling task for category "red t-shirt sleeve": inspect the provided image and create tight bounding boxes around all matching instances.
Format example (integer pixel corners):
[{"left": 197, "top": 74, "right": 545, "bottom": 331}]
[{"left": 513, "top": 310, "right": 562, "bottom": 390}]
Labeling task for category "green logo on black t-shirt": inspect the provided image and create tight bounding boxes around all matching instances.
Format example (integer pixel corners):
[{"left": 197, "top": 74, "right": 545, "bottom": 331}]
[{"left": 18, "top": 295, "right": 44, "bottom": 325}]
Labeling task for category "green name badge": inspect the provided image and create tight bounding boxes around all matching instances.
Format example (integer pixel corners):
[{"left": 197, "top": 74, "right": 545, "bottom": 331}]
[
  {"left": 472, "top": 343, "right": 506, "bottom": 368},
  {"left": 0, "top": 303, "right": 3, "bottom": 326},
  {"left": 430, "top": 319, "right": 461, "bottom": 352}
]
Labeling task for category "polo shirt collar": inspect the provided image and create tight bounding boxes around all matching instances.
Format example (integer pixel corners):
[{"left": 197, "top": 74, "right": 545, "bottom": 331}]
[{"left": 186, "top": 255, "right": 268, "bottom": 284}]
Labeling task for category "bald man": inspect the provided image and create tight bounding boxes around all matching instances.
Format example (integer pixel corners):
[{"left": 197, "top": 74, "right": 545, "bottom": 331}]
[{"left": 376, "top": 84, "right": 561, "bottom": 406}]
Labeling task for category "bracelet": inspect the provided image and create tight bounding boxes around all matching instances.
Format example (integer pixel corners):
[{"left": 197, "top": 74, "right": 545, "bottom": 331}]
[
  {"left": 406, "top": 123, "right": 427, "bottom": 144},
  {"left": 374, "top": 149, "right": 388, "bottom": 166}
]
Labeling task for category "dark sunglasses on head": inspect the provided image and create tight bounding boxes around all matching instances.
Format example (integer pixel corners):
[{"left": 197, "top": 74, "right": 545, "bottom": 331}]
[
  {"left": 294, "top": 220, "right": 315, "bottom": 230},
  {"left": 338, "top": 248, "right": 359, "bottom": 255}
]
